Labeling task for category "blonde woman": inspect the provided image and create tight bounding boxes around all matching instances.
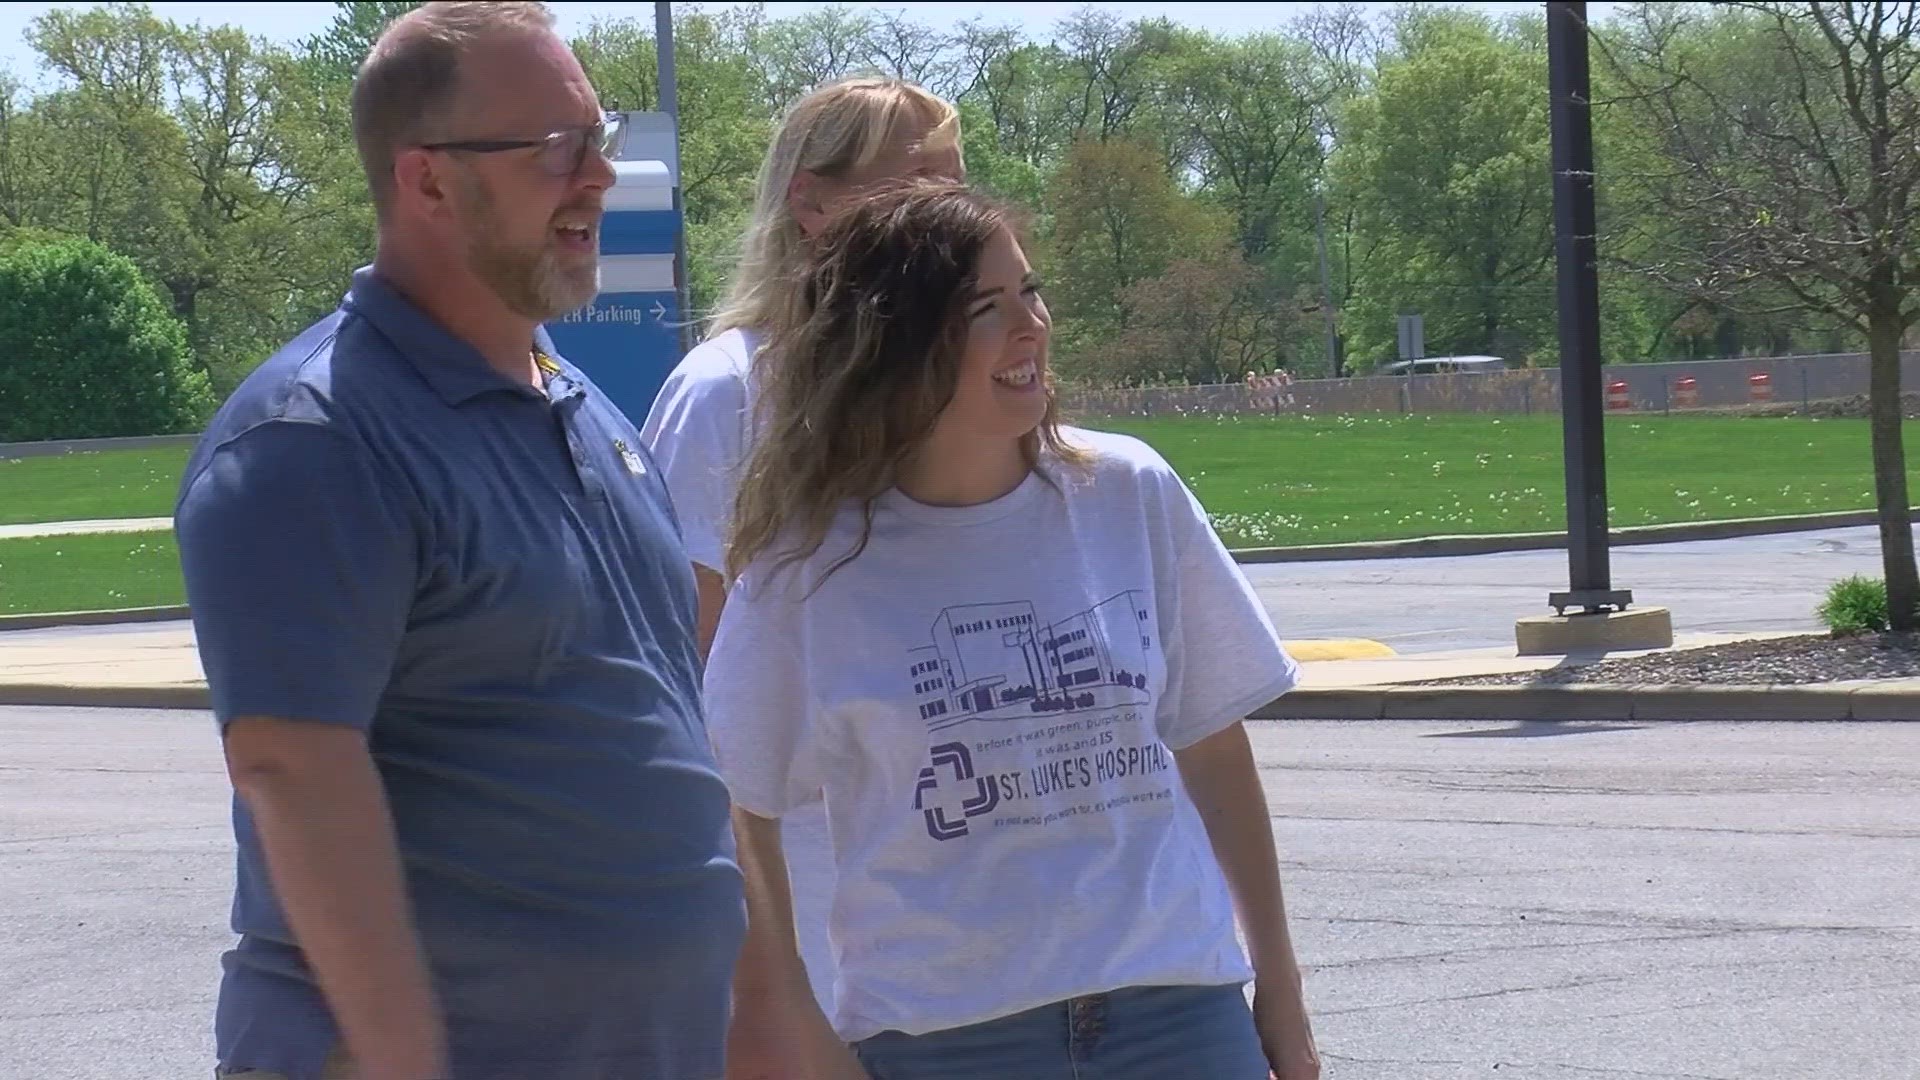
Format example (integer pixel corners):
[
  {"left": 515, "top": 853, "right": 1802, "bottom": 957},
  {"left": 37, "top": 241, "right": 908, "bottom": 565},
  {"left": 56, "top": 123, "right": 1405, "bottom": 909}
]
[
  {"left": 707, "top": 181, "right": 1320, "bottom": 1080},
  {"left": 639, "top": 77, "right": 964, "bottom": 655},
  {"left": 639, "top": 76, "right": 964, "bottom": 1027}
]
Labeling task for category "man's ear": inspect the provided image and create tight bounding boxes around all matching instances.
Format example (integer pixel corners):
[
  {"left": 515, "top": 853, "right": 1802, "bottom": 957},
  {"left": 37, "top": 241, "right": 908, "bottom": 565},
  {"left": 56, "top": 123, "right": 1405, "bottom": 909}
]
[
  {"left": 391, "top": 147, "right": 453, "bottom": 220},
  {"left": 787, "top": 169, "right": 829, "bottom": 237}
]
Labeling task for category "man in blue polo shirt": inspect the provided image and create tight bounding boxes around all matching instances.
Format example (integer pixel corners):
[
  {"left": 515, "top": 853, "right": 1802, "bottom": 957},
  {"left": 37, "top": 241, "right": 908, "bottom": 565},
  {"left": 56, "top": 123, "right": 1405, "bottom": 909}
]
[{"left": 173, "top": 4, "right": 744, "bottom": 1078}]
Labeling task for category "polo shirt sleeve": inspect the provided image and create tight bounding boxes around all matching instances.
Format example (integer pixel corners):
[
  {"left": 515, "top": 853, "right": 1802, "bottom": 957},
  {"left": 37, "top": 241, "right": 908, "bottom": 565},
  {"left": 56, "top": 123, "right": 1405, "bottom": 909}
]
[
  {"left": 701, "top": 567, "right": 831, "bottom": 818},
  {"left": 175, "top": 419, "right": 417, "bottom": 732},
  {"left": 637, "top": 350, "right": 748, "bottom": 574},
  {"left": 1153, "top": 466, "right": 1301, "bottom": 750}
]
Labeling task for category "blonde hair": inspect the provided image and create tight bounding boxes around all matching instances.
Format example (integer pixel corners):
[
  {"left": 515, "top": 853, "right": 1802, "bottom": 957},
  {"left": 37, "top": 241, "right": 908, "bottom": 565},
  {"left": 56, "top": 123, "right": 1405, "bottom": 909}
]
[
  {"left": 707, "top": 77, "right": 961, "bottom": 337},
  {"left": 352, "top": 1, "right": 558, "bottom": 217},
  {"left": 726, "top": 181, "right": 1088, "bottom": 590}
]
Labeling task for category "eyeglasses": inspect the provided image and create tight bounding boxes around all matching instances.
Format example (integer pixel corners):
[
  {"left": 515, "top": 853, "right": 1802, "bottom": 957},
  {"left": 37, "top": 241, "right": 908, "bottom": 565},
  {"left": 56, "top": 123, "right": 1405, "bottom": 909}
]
[{"left": 421, "top": 113, "right": 625, "bottom": 177}]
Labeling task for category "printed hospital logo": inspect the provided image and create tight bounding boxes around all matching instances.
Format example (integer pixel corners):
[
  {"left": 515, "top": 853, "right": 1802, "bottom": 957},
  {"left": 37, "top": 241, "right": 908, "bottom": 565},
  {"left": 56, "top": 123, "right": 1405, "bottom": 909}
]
[
  {"left": 905, "top": 592, "right": 1174, "bottom": 840},
  {"left": 913, "top": 742, "right": 1000, "bottom": 841}
]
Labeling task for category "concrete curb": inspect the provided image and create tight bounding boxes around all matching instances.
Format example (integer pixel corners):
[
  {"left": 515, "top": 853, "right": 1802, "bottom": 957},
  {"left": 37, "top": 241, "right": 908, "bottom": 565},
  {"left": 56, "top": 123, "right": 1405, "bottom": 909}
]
[
  {"left": 0, "top": 683, "right": 210, "bottom": 710},
  {"left": 1250, "top": 683, "right": 1920, "bottom": 721},
  {"left": 0, "top": 606, "right": 191, "bottom": 632},
  {"left": 0, "top": 433, "right": 198, "bottom": 459},
  {"left": 7, "top": 679, "right": 1917, "bottom": 719},
  {"left": 1228, "top": 507, "right": 1909, "bottom": 564}
]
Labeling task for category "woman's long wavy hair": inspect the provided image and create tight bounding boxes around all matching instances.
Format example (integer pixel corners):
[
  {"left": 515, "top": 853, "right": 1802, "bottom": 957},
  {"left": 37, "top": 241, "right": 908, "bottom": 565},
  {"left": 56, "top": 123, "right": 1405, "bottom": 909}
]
[{"left": 725, "top": 180, "right": 1087, "bottom": 590}]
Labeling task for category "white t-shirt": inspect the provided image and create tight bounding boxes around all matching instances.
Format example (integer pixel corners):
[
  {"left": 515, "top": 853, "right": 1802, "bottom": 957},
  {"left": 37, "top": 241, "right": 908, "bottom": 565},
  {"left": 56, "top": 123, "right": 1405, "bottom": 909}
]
[
  {"left": 637, "top": 327, "right": 761, "bottom": 573},
  {"left": 642, "top": 327, "right": 845, "bottom": 1007},
  {"left": 703, "top": 428, "right": 1300, "bottom": 1043}
]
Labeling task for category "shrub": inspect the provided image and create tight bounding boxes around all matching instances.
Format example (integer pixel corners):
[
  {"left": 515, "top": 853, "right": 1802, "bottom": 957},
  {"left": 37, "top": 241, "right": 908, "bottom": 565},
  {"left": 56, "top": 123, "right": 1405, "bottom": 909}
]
[
  {"left": 1818, "top": 575, "right": 1890, "bottom": 636},
  {"left": 0, "top": 237, "right": 215, "bottom": 442}
]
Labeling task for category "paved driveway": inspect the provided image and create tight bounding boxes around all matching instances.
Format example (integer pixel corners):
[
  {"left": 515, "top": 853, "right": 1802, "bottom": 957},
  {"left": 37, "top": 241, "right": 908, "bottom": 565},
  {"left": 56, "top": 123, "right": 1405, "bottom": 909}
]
[
  {"left": 3, "top": 706, "right": 1914, "bottom": 1079},
  {"left": 1247, "top": 525, "right": 1892, "bottom": 652}
]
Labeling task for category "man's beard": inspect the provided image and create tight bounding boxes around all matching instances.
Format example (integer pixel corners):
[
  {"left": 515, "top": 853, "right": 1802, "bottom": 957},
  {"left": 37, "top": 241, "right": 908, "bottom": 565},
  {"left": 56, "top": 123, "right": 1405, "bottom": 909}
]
[{"left": 453, "top": 175, "right": 600, "bottom": 322}]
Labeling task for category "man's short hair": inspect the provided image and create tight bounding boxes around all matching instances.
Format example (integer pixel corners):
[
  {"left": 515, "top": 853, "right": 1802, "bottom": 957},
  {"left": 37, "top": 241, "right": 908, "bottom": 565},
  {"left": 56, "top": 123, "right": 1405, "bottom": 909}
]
[{"left": 350, "top": 1, "right": 557, "bottom": 216}]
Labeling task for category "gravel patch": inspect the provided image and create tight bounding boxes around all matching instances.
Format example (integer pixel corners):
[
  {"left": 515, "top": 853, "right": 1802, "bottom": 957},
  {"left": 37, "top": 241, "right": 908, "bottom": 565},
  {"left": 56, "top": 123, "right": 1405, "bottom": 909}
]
[{"left": 1424, "top": 632, "right": 1920, "bottom": 686}]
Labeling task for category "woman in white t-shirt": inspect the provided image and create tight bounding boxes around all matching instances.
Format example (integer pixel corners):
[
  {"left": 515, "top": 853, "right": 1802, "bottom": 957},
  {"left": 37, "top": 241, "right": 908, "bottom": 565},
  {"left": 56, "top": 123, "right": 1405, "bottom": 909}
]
[{"left": 708, "top": 181, "right": 1321, "bottom": 1080}]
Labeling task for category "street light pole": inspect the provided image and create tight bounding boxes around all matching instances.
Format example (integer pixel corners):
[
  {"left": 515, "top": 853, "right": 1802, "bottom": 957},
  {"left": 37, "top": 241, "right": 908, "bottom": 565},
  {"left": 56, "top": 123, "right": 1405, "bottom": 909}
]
[{"left": 1545, "top": 0, "right": 1630, "bottom": 617}]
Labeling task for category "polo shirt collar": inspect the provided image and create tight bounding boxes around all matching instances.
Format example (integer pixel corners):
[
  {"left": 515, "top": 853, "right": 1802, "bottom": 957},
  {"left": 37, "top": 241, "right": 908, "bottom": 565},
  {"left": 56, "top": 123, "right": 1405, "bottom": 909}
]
[{"left": 341, "top": 266, "right": 577, "bottom": 407}]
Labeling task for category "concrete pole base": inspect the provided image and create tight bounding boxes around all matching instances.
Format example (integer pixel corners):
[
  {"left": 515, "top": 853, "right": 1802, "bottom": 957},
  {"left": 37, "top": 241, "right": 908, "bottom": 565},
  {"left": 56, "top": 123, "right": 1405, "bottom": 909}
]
[{"left": 1515, "top": 606, "right": 1675, "bottom": 656}]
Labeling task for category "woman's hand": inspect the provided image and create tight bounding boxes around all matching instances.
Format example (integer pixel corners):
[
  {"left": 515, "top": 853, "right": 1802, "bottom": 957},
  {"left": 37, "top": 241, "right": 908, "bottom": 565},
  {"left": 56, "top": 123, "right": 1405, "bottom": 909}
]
[
  {"left": 725, "top": 984, "right": 871, "bottom": 1080},
  {"left": 1173, "top": 723, "right": 1321, "bottom": 1079},
  {"left": 1253, "top": 976, "right": 1321, "bottom": 1080}
]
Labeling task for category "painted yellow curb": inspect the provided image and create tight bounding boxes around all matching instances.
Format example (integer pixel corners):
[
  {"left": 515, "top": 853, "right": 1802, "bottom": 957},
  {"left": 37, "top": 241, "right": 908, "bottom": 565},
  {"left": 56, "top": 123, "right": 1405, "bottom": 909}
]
[{"left": 1281, "top": 638, "right": 1398, "bottom": 661}]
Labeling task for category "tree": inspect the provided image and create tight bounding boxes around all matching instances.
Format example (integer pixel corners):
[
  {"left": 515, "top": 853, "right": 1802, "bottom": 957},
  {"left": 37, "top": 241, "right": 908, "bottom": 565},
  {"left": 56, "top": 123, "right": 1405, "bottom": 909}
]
[
  {"left": 1045, "top": 136, "right": 1232, "bottom": 379},
  {"left": 1294, "top": 3, "right": 1383, "bottom": 377},
  {"left": 1053, "top": 9, "right": 1178, "bottom": 142},
  {"left": 0, "top": 237, "right": 214, "bottom": 441},
  {"left": 301, "top": 1, "right": 421, "bottom": 86},
  {"left": 1599, "top": 0, "right": 1920, "bottom": 627},
  {"left": 1168, "top": 33, "right": 1322, "bottom": 262},
  {"left": 865, "top": 9, "right": 964, "bottom": 98},
  {"left": 748, "top": 4, "right": 878, "bottom": 114},
  {"left": 1104, "top": 244, "right": 1296, "bottom": 386},
  {"left": 23, "top": 4, "right": 366, "bottom": 388},
  {"left": 572, "top": 16, "right": 661, "bottom": 113},
  {"left": 1332, "top": 8, "right": 1559, "bottom": 369},
  {"left": 956, "top": 97, "right": 1045, "bottom": 211},
  {"left": 952, "top": 21, "right": 1075, "bottom": 169}
]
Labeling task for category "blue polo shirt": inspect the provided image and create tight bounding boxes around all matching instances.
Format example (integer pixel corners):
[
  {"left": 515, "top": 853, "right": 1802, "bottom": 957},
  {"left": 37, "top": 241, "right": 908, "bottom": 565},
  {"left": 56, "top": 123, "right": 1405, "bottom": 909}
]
[{"left": 175, "top": 268, "right": 745, "bottom": 1080}]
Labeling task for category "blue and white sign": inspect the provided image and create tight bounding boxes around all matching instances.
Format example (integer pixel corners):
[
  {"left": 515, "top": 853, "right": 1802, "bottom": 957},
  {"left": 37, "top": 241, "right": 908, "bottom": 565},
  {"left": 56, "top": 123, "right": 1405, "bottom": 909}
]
[{"left": 546, "top": 115, "right": 686, "bottom": 425}]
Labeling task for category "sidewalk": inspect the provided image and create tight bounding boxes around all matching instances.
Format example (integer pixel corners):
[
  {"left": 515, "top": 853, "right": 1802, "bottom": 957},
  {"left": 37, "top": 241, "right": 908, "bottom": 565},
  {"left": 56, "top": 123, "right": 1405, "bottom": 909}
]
[
  {"left": 0, "top": 516, "right": 173, "bottom": 539},
  {"left": 0, "top": 623, "right": 208, "bottom": 708},
  {"left": 6, "top": 620, "right": 1914, "bottom": 719}
]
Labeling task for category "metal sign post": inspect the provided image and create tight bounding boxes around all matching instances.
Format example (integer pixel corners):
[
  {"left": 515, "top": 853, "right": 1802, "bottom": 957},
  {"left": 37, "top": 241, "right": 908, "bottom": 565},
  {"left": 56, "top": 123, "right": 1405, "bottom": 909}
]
[
  {"left": 655, "top": 1, "right": 693, "bottom": 357},
  {"left": 1397, "top": 313, "right": 1425, "bottom": 361}
]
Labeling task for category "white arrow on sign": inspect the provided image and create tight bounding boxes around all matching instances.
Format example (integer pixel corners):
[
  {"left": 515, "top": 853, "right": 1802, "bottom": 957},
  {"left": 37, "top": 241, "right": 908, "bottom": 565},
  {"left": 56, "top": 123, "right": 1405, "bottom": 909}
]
[{"left": 651, "top": 301, "right": 667, "bottom": 322}]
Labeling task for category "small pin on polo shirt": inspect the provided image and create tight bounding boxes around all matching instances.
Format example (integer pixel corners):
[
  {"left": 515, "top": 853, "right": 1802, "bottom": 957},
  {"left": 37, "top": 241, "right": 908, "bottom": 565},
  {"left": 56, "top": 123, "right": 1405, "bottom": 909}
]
[{"left": 613, "top": 438, "right": 644, "bottom": 475}]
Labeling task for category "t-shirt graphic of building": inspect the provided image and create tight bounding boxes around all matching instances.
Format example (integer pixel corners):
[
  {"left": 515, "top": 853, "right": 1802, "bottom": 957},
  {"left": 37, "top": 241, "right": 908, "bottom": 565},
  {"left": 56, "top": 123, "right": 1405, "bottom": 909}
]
[{"left": 907, "top": 593, "right": 1154, "bottom": 730}]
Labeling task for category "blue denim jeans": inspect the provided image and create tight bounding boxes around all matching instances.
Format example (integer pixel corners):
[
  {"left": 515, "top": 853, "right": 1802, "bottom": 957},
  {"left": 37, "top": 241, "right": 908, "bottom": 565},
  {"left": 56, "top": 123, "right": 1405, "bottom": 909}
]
[{"left": 852, "top": 983, "right": 1268, "bottom": 1080}]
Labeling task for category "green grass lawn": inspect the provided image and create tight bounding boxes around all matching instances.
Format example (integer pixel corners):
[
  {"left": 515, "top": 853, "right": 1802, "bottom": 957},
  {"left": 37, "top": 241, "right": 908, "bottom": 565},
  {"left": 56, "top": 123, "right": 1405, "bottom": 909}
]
[
  {"left": 0, "top": 413, "right": 1911, "bottom": 615},
  {"left": 0, "top": 531, "right": 183, "bottom": 615},
  {"left": 1092, "top": 412, "right": 1915, "bottom": 548},
  {"left": 0, "top": 447, "right": 191, "bottom": 525}
]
